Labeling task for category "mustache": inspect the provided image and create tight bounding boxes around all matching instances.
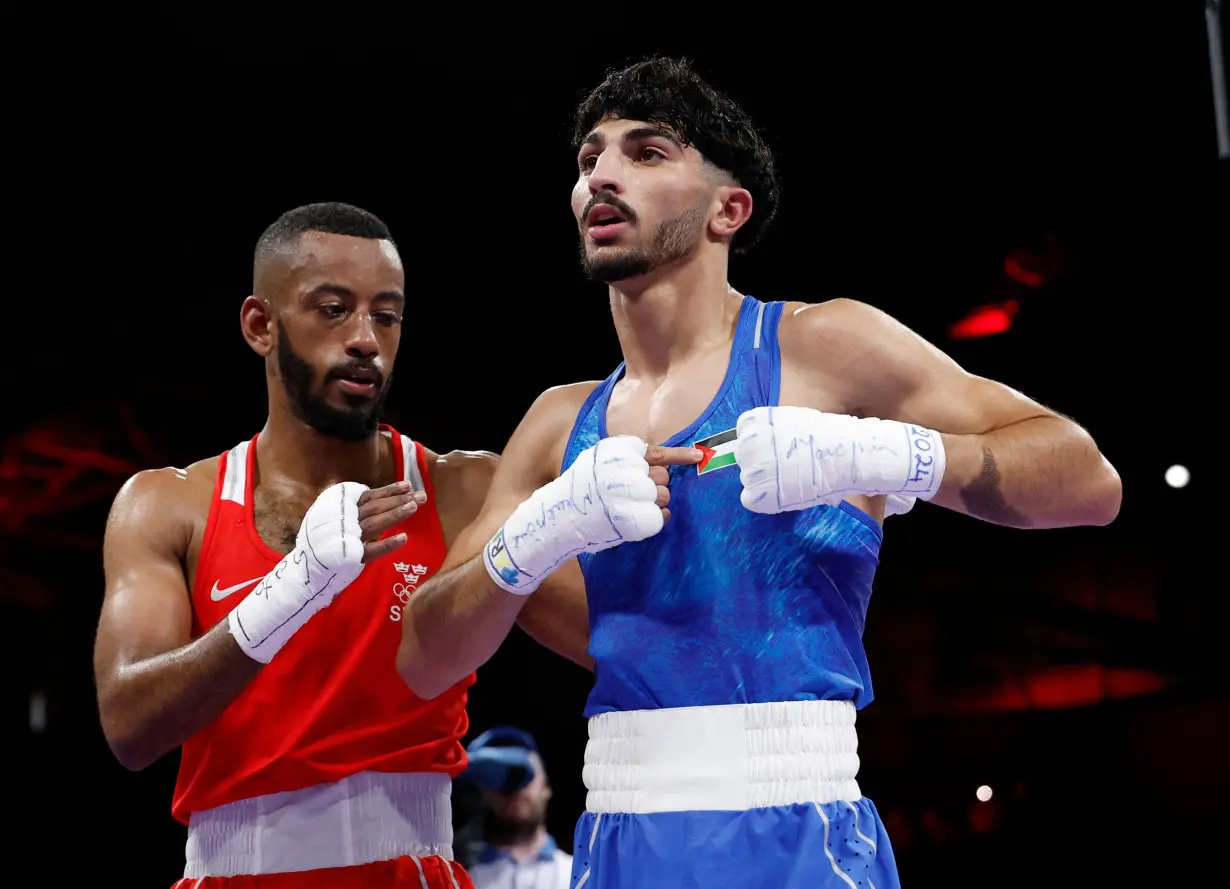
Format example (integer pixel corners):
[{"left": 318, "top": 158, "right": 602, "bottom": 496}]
[
  {"left": 581, "top": 193, "right": 637, "bottom": 225},
  {"left": 326, "top": 360, "right": 384, "bottom": 387}
]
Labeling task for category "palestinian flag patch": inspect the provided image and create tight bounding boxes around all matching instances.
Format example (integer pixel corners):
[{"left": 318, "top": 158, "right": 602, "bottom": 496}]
[{"left": 694, "top": 428, "right": 738, "bottom": 475}]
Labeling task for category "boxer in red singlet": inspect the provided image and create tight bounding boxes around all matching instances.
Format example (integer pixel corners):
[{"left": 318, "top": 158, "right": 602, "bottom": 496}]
[{"left": 94, "top": 202, "right": 510, "bottom": 887}]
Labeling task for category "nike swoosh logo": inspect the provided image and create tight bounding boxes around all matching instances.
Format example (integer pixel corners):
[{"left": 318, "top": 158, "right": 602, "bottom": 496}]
[{"left": 210, "top": 577, "right": 264, "bottom": 601}]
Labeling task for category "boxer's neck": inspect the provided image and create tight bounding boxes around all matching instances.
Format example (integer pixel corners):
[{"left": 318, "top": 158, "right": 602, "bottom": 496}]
[
  {"left": 608, "top": 258, "right": 743, "bottom": 379},
  {"left": 256, "top": 409, "right": 386, "bottom": 492}
]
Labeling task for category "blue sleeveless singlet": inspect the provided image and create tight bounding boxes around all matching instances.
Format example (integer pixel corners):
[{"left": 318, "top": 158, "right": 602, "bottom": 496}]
[{"left": 561, "top": 295, "right": 884, "bottom": 719}]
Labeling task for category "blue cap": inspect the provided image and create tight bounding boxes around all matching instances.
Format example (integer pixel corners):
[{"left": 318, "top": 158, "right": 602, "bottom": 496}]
[{"left": 466, "top": 725, "right": 538, "bottom": 754}]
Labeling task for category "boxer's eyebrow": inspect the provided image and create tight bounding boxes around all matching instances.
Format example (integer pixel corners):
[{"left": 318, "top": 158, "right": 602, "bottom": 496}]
[
  {"left": 309, "top": 284, "right": 405, "bottom": 304},
  {"left": 621, "top": 125, "right": 684, "bottom": 149},
  {"left": 580, "top": 125, "right": 684, "bottom": 152}
]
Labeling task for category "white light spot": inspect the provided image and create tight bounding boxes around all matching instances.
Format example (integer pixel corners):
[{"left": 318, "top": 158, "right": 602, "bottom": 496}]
[
  {"left": 1165, "top": 465, "right": 1190, "bottom": 488},
  {"left": 976, "top": 784, "right": 993, "bottom": 802},
  {"left": 29, "top": 690, "right": 46, "bottom": 734}
]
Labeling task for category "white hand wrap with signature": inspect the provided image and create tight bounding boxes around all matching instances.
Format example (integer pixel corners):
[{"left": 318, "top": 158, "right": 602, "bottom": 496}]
[
  {"left": 484, "top": 435, "right": 664, "bottom": 595},
  {"left": 734, "top": 406, "right": 946, "bottom": 515},
  {"left": 229, "top": 481, "right": 369, "bottom": 663}
]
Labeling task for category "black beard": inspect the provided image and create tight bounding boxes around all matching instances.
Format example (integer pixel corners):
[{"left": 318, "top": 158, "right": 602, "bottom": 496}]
[
  {"left": 276, "top": 320, "right": 392, "bottom": 442},
  {"left": 580, "top": 200, "right": 707, "bottom": 284},
  {"left": 482, "top": 807, "right": 542, "bottom": 847}
]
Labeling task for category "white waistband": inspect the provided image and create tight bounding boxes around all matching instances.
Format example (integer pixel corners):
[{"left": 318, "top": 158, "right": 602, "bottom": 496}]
[
  {"left": 184, "top": 771, "right": 453, "bottom": 878},
  {"left": 584, "top": 700, "right": 861, "bottom": 814}
]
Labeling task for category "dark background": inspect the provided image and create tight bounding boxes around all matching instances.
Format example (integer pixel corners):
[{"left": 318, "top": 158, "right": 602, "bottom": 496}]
[{"left": 4, "top": 4, "right": 1227, "bottom": 885}]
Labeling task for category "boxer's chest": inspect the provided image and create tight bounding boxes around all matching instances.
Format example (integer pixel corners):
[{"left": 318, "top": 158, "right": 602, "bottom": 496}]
[
  {"left": 251, "top": 487, "right": 313, "bottom": 555},
  {"left": 603, "top": 342, "right": 855, "bottom": 447},
  {"left": 604, "top": 348, "right": 731, "bottom": 445}
]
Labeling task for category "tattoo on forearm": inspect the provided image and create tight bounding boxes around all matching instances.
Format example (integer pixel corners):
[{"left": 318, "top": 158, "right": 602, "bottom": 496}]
[{"left": 959, "top": 446, "right": 1032, "bottom": 527}]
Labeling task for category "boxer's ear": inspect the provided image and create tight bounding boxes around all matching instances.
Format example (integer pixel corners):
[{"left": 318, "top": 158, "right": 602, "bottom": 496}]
[{"left": 240, "top": 296, "right": 273, "bottom": 357}]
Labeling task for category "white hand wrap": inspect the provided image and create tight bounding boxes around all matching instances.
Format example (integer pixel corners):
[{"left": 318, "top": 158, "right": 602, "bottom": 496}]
[
  {"left": 484, "top": 435, "right": 664, "bottom": 595},
  {"left": 884, "top": 493, "right": 918, "bottom": 518},
  {"left": 229, "top": 481, "right": 369, "bottom": 663},
  {"left": 735, "top": 406, "right": 946, "bottom": 515}
]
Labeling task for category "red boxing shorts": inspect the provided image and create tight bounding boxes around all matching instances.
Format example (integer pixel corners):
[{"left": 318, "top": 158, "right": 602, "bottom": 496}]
[{"left": 171, "top": 855, "right": 472, "bottom": 889}]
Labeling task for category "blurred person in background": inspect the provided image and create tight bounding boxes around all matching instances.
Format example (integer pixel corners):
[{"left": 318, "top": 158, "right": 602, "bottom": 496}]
[{"left": 455, "top": 727, "right": 573, "bottom": 889}]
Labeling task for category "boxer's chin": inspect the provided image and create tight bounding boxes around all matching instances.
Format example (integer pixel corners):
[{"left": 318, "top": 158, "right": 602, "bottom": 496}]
[
  {"left": 580, "top": 245, "right": 653, "bottom": 283},
  {"left": 294, "top": 379, "right": 392, "bottom": 442},
  {"left": 303, "top": 399, "right": 382, "bottom": 442}
]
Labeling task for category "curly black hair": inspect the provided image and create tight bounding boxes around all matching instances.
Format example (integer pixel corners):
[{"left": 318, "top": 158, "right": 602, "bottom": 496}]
[{"left": 573, "top": 56, "right": 780, "bottom": 254}]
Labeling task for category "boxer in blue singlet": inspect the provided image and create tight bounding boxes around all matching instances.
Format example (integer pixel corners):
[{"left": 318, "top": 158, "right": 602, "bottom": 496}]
[{"left": 397, "top": 57, "right": 1122, "bottom": 889}]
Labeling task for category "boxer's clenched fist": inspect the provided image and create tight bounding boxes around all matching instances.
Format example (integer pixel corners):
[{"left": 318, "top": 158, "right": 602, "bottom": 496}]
[
  {"left": 485, "top": 436, "right": 700, "bottom": 595},
  {"left": 232, "top": 480, "right": 421, "bottom": 663},
  {"left": 734, "top": 406, "right": 946, "bottom": 515},
  {"left": 295, "top": 481, "right": 369, "bottom": 587}
]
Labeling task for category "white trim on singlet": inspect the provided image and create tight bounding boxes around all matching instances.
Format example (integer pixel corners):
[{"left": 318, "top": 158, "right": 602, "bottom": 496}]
[
  {"left": 222, "top": 436, "right": 421, "bottom": 504},
  {"left": 221, "top": 440, "right": 251, "bottom": 505},
  {"left": 401, "top": 435, "right": 424, "bottom": 493},
  {"left": 753, "top": 299, "right": 767, "bottom": 349}
]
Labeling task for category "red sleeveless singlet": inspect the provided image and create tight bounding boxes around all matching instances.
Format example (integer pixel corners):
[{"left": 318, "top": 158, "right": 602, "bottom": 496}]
[{"left": 171, "top": 426, "right": 474, "bottom": 824}]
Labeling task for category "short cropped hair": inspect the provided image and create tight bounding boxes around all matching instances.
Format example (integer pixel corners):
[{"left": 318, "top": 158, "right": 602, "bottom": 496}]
[{"left": 255, "top": 202, "right": 394, "bottom": 267}]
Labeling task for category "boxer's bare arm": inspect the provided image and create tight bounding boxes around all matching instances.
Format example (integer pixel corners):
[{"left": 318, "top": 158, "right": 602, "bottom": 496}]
[
  {"left": 397, "top": 384, "right": 596, "bottom": 700},
  {"left": 425, "top": 447, "right": 588, "bottom": 658},
  {"left": 515, "top": 558, "right": 591, "bottom": 670},
  {"left": 435, "top": 442, "right": 592, "bottom": 669},
  {"left": 431, "top": 443, "right": 596, "bottom": 669},
  {"left": 780, "top": 298, "right": 1122, "bottom": 528},
  {"left": 94, "top": 469, "right": 261, "bottom": 771}
]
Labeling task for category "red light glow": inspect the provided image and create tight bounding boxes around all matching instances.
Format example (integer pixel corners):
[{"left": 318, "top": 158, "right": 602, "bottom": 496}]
[
  {"left": 947, "top": 301, "right": 1020, "bottom": 340},
  {"left": 1004, "top": 254, "right": 1045, "bottom": 287}
]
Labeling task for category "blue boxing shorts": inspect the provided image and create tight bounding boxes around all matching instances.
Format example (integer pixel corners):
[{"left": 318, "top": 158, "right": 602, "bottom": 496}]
[{"left": 569, "top": 701, "right": 900, "bottom": 889}]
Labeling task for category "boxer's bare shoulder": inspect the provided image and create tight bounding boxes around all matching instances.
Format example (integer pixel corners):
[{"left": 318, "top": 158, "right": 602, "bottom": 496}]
[
  {"left": 483, "top": 380, "right": 606, "bottom": 488},
  {"left": 106, "top": 457, "right": 219, "bottom": 583},
  {"left": 776, "top": 298, "right": 885, "bottom": 371},
  {"left": 540, "top": 380, "right": 606, "bottom": 410},
  {"left": 423, "top": 448, "right": 500, "bottom": 548},
  {"left": 531, "top": 381, "right": 606, "bottom": 476},
  {"left": 108, "top": 460, "right": 217, "bottom": 549},
  {"left": 776, "top": 298, "right": 934, "bottom": 417},
  {"left": 98, "top": 464, "right": 213, "bottom": 698}
]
